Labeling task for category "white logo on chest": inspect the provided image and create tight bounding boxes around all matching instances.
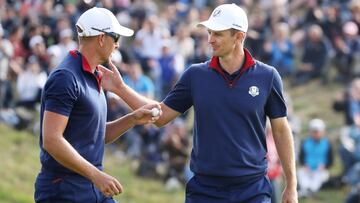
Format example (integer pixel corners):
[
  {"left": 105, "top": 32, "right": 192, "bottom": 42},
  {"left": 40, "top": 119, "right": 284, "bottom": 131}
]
[{"left": 248, "top": 86, "right": 259, "bottom": 97}]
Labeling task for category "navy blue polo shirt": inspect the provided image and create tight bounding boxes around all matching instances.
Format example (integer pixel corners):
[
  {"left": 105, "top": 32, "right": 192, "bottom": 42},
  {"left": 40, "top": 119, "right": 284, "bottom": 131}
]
[
  {"left": 163, "top": 49, "right": 287, "bottom": 178},
  {"left": 39, "top": 50, "right": 107, "bottom": 175}
]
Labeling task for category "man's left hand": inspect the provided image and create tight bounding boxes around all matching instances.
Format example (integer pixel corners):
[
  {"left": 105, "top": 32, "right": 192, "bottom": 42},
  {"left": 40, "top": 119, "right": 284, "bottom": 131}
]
[{"left": 281, "top": 186, "right": 298, "bottom": 203}]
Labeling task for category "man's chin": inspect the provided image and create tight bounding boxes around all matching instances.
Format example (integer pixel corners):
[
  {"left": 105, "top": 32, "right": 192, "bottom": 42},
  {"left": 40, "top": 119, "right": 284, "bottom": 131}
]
[
  {"left": 212, "top": 51, "right": 219, "bottom": 57},
  {"left": 212, "top": 52, "right": 222, "bottom": 57}
]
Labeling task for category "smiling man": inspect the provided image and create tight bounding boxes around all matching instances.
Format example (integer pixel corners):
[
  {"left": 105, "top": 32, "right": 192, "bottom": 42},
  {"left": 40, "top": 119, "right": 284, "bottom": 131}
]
[
  {"left": 34, "top": 7, "right": 162, "bottom": 203},
  {"left": 100, "top": 3, "right": 298, "bottom": 203}
]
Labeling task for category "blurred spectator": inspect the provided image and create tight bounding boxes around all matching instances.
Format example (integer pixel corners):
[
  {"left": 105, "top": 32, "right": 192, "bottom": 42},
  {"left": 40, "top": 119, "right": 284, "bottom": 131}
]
[
  {"left": 301, "top": 0, "right": 323, "bottom": 27},
  {"left": 55, "top": 15, "right": 73, "bottom": 41},
  {"left": 263, "top": 22, "right": 295, "bottom": 77},
  {"left": 133, "top": 15, "right": 165, "bottom": 84},
  {"left": 9, "top": 26, "right": 28, "bottom": 59},
  {"left": 171, "top": 23, "right": 195, "bottom": 67},
  {"left": 123, "top": 59, "right": 155, "bottom": 99},
  {"left": 259, "top": 0, "right": 288, "bottom": 29},
  {"left": 349, "top": 0, "right": 360, "bottom": 35},
  {"left": 159, "top": 40, "right": 177, "bottom": 99},
  {"left": 52, "top": 28, "right": 77, "bottom": 61},
  {"left": 298, "top": 118, "right": 333, "bottom": 197},
  {"left": 46, "top": 45, "right": 62, "bottom": 72},
  {"left": 344, "top": 162, "right": 360, "bottom": 203},
  {"left": 161, "top": 118, "right": 190, "bottom": 188},
  {"left": 333, "top": 21, "right": 360, "bottom": 83},
  {"left": 0, "top": 24, "right": 14, "bottom": 109},
  {"left": 292, "top": 24, "right": 330, "bottom": 86},
  {"left": 135, "top": 124, "right": 162, "bottom": 178},
  {"left": 246, "top": 10, "right": 268, "bottom": 60},
  {"left": 28, "top": 35, "right": 50, "bottom": 72},
  {"left": 339, "top": 126, "right": 360, "bottom": 175},
  {"left": 340, "top": 126, "right": 360, "bottom": 177},
  {"left": 332, "top": 78, "right": 360, "bottom": 125},
  {"left": 190, "top": 34, "right": 210, "bottom": 64},
  {"left": 22, "top": 24, "right": 42, "bottom": 52},
  {"left": 347, "top": 78, "right": 360, "bottom": 126},
  {"left": 321, "top": 4, "right": 342, "bottom": 48},
  {"left": 16, "top": 56, "right": 47, "bottom": 109},
  {"left": 340, "top": 126, "right": 360, "bottom": 203},
  {"left": 39, "top": 0, "right": 56, "bottom": 40},
  {"left": 63, "top": 2, "right": 81, "bottom": 30}
]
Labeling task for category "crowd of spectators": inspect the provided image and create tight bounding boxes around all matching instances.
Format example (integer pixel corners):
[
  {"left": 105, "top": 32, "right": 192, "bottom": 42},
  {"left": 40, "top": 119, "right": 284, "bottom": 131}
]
[{"left": 0, "top": 0, "right": 360, "bottom": 202}]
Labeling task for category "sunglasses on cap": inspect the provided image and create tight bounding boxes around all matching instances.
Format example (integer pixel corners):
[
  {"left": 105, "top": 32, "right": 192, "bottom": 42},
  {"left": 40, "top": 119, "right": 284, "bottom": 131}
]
[{"left": 91, "top": 27, "right": 120, "bottom": 43}]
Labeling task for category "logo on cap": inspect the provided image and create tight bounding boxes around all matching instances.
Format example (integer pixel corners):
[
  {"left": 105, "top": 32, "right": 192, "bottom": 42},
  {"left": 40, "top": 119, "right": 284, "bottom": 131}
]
[
  {"left": 213, "top": 9, "right": 221, "bottom": 17},
  {"left": 233, "top": 24, "right": 243, "bottom": 28}
]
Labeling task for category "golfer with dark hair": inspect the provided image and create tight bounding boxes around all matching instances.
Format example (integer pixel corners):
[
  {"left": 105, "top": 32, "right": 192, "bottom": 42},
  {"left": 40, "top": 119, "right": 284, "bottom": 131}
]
[{"left": 101, "top": 4, "right": 298, "bottom": 203}]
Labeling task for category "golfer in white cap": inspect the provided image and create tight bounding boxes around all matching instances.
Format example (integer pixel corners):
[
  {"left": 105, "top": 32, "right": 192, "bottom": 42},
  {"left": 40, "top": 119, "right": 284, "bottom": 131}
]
[
  {"left": 100, "top": 3, "right": 298, "bottom": 203},
  {"left": 34, "top": 7, "right": 161, "bottom": 203}
]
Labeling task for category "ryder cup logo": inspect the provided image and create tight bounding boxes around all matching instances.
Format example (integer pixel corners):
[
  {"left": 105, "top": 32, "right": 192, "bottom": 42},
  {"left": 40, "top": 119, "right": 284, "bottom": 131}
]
[{"left": 248, "top": 86, "right": 259, "bottom": 97}]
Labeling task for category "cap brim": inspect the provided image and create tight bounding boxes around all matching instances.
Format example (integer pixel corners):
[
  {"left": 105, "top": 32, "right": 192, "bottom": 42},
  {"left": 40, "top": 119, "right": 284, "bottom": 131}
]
[
  {"left": 115, "top": 26, "right": 134, "bottom": 37},
  {"left": 197, "top": 20, "right": 230, "bottom": 31}
]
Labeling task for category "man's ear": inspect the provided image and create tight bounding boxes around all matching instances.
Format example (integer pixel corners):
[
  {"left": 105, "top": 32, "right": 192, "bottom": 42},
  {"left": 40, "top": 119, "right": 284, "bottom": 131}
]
[
  {"left": 98, "top": 34, "right": 105, "bottom": 47},
  {"left": 236, "top": 31, "right": 246, "bottom": 43},
  {"left": 236, "top": 31, "right": 246, "bottom": 40}
]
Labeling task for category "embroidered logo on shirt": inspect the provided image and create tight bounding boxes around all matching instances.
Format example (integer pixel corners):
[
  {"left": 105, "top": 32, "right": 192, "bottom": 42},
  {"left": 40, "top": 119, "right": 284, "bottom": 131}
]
[{"left": 248, "top": 86, "right": 259, "bottom": 97}]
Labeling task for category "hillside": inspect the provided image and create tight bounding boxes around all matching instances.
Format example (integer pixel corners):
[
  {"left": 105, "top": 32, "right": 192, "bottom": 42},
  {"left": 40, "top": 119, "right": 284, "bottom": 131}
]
[{"left": 0, "top": 79, "right": 352, "bottom": 203}]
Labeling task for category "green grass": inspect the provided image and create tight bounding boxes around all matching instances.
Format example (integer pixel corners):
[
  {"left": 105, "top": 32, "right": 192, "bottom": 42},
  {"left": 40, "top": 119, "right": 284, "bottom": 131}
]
[
  {"left": 0, "top": 125, "right": 40, "bottom": 203},
  {"left": 104, "top": 155, "right": 184, "bottom": 203},
  {"left": 0, "top": 79, "right": 351, "bottom": 203},
  {"left": 0, "top": 124, "right": 184, "bottom": 203}
]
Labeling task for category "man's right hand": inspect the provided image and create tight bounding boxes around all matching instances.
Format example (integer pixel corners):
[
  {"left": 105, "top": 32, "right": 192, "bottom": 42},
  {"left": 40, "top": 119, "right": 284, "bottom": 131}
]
[
  {"left": 91, "top": 170, "right": 123, "bottom": 197},
  {"left": 129, "top": 103, "right": 162, "bottom": 125},
  {"left": 98, "top": 60, "right": 125, "bottom": 94}
]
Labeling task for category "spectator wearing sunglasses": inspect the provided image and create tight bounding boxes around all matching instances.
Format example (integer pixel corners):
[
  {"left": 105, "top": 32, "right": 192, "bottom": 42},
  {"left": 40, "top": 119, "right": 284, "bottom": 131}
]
[{"left": 34, "top": 7, "right": 162, "bottom": 203}]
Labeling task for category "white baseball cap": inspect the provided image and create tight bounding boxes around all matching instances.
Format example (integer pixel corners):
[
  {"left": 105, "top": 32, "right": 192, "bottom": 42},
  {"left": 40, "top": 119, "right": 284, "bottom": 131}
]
[
  {"left": 60, "top": 28, "right": 73, "bottom": 39},
  {"left": 197, "top": 3, "right": 248, "bottom": 33},
  {"left": 309, "top": 118, "right": 326, "bottom": 132},
  {"left": 29, "top": 35, "right": 44, "bottom": 48},
  {"left": 76, "top": 7, "right": 134, "bottom": 37}
]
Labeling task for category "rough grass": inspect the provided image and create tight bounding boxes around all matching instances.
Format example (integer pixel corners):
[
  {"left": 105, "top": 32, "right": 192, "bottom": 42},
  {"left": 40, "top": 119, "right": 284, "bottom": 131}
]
[{"left": 0, "top": 79, "right": 351, "bottom": 203}]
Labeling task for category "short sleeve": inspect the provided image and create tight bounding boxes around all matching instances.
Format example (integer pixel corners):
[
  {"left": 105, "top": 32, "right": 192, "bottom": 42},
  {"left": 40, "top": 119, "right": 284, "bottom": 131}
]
[
  {"left": 43, "top": 70, "right": 79, "bottom": 117},
  {"left": 265, "top": 68, "right": 287, "bottom": 118},
  {"left": 163, "top": 67, "right": 193, "bottom": 113}
]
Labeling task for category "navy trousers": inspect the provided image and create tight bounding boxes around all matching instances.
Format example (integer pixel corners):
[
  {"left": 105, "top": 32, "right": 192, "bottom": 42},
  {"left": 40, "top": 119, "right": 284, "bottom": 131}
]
[
  {"left": 35, "top": 173, "right": 116, "bottom": 203},
  {"left": 185, "top": 175, "right": 272, "bottom": 203}
]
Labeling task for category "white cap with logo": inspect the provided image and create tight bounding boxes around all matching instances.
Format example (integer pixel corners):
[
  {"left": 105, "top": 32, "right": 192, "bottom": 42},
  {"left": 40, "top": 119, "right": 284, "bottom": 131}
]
[
  {"left": 197, "top": 3, "right": 248, "bottom": 33},
  {"left": 76, "top": 7, "right": 134, "bottom": 37}
]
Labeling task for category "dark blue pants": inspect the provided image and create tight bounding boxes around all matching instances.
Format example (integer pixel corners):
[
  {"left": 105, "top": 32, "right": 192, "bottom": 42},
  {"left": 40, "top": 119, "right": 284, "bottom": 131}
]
[
  {"left": 185, "top": 175, "right": 272, "bottom": 203},
  {"left": 34, "top": 173, "right": 116, "bottom": 203}
]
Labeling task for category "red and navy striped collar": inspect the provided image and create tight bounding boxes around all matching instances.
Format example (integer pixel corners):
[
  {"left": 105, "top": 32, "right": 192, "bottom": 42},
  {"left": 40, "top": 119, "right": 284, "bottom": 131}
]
[
  {"left": 208, "top": 48, "right": 255, "bottom": 88},
  {"left": 69, "top": 50, "right": 102, "bottom": 92},
  {"left": 209, "top": 48, "right": 255, "bottom": 74}
]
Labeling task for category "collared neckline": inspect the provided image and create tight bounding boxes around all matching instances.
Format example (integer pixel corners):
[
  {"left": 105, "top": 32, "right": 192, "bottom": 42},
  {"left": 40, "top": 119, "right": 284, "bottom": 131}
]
[
  {"left": 69, "top": 50, "right": 102, "bottom": 92},
  {"left": 209, "top": 48, "right": 255, "bottom": 88}
]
